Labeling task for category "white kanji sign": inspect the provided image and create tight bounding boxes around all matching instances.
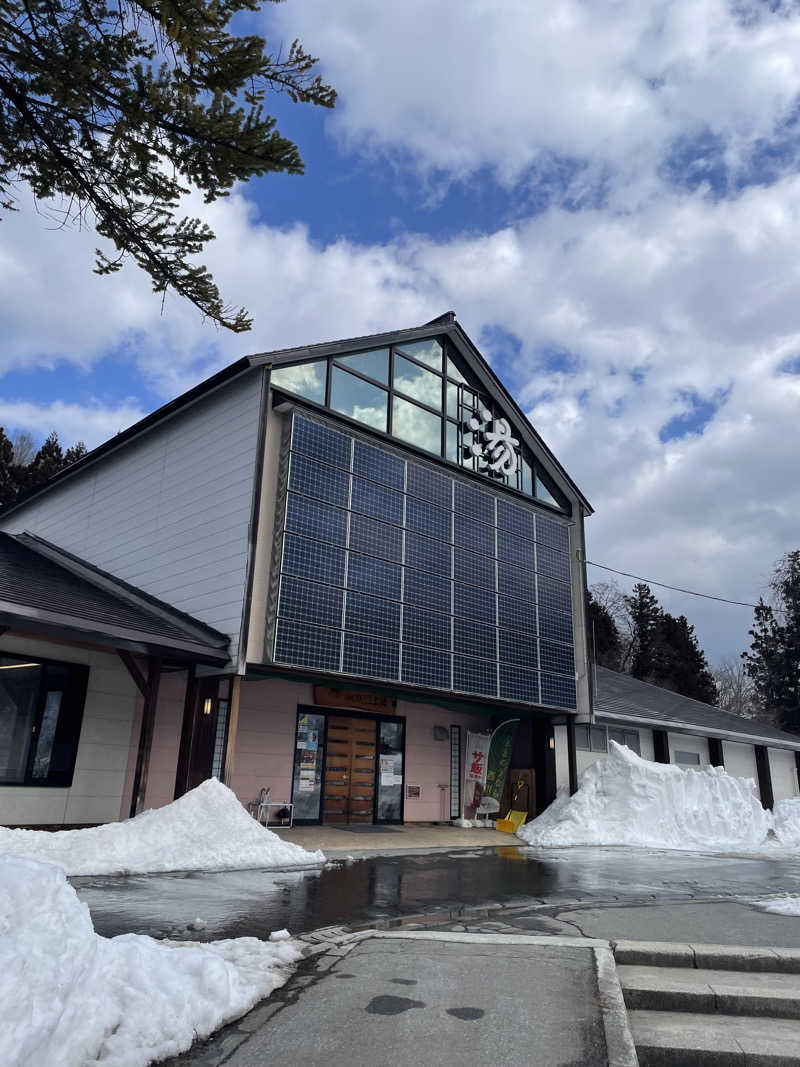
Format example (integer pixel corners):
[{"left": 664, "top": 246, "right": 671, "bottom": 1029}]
[{"left": 466, "top": 408, "right": 520, "bottom": 477}]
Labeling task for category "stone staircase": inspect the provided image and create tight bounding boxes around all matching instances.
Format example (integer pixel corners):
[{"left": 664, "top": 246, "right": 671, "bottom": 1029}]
[{"left": 614, "top": 940, "right": 800, "bottom": 1065}]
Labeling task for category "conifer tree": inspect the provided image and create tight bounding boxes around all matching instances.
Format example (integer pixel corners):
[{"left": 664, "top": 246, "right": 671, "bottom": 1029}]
[
  {"left": 653, "top": 612, "right": 718, "bottom": 704},
  {"left": 0, "top": 427, "right": 15, "bottom": 506},
  {"left": 587, "top": 590, "right": 621, "bottom": 670},
  {"left": 0, "top": 0, "right": 335, "bottom": 330},
  {"left": 743, "top": 550, "right": 800, "bottom": 733},
  {"left": 626, "top": 583, "right": 662, "bottom": 680}
]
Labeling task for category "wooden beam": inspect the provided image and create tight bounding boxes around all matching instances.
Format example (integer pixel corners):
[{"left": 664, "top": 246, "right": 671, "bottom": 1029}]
[
  {"left": 222, "top": 675, "right": 241, "bottom": 786},
  {"left": 173, "top": 664, "right": 197, "bottom": 800},
  {"left": 117, "top": 649, "right": 148, "bottom": 698},
  {"left": 129, "top": 656, "right": 162, "bottom": 818},
  {"left": 566, "top": 717, "right": 578, "bottom": 795},
  {"left": 755, "top": 745, "right": 774, "bottom": 810}
]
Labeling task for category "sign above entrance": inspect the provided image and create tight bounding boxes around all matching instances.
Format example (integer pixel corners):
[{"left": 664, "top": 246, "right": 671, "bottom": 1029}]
[
  {"left": 314, "top": 686, "right": 397, "bottom": 714},
  {"left": 465, "top": 408, "right": 520, "bottom": 477}
]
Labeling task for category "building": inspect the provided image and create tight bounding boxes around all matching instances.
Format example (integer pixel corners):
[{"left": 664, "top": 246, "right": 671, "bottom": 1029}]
[{"left": 0, "top": 312, "right": 797, "bottom": 829}]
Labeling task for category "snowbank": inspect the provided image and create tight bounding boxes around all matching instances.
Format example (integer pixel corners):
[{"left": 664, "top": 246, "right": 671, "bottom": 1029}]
[
  {"left": 772, "top": 797, "right": 800, "bottom": 848},
  {"left": 0, "top": 856, "right": 302, "bottom": 1067},
  {"left": 0, "top": 778, "right": 324, "bottom": 875},
  {"left": 518, "top": 742, "right": 773, "bottom": 851},
  {"left": 755, "top": 895, "right": 800, "bottom": 916}
]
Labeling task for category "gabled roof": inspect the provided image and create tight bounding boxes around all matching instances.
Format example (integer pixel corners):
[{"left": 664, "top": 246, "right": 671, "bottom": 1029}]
[
  {"left": 594, "top": 665, "right": 800, "bottom": 751},
  {"left": 0, "top": 312, "right": 591, "bottom": 518},
  {"left": 0, "top": 532, "right": 230, "bottom": 664}
]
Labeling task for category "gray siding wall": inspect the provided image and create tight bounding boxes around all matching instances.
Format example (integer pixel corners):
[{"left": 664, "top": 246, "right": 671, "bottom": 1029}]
[{"left": 0, "top": 370, "right": 263, "bottom": 665}]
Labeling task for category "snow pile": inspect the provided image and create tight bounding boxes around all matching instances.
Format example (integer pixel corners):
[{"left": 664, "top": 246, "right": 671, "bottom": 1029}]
[
  {"left": 772, "top": 797, "right": 800, "bottom": 848},
  {"left": 0, "top": 778, "right": 324, "bottom": 875},
  {"left": 0, "top": 856, "right": 302, "bottom": 1067},
  {"left": 754, "top": 895, "right": 800, "bottom": 917},
  {"left": 518, "top": 742, "right": 773, "bottom": 851}
]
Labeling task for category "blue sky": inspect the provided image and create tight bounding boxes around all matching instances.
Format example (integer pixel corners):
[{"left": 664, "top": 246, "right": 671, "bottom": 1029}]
[{"left": 3, "top": 0, "right": 800, "bottom": 664}]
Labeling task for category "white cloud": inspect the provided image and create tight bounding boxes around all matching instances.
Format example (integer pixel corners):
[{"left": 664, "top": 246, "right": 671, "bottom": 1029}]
[{"left": 0, "top": 399, "right": 147, "bottom": 449}]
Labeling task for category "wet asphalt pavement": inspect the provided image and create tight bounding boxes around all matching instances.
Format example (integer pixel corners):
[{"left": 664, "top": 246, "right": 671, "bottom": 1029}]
[{"left": 72, "top": 845, "right": 800, "bottom": 942}]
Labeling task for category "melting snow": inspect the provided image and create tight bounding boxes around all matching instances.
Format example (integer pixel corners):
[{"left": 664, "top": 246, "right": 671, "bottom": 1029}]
[
  {"left": 0, "top": 855, "right": 302, "bottom": 1067},
  {"left": 517, "top": 741, "right": 791, "bottom": 852},
  {"left": 0, "top": 778, "right": 324, "bottom": 875}
]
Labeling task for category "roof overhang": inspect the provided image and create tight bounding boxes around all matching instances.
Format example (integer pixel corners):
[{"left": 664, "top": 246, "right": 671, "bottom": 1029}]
[{"left": 595, "top": 707, "right": 800, "bottom": 752}]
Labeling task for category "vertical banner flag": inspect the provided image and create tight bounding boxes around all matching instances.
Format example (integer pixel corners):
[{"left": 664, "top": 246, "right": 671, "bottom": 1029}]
[
  {"left": 464, "top": 730, "right": 491, "bottom": 811},
  {"left": 479, "top": 719, "right": 520, "bottom": 816}
]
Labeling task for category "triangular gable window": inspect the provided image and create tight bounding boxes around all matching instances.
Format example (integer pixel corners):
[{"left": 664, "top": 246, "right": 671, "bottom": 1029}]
[{"left": 270, "top": 336, "right": 569, "bottom": 512}]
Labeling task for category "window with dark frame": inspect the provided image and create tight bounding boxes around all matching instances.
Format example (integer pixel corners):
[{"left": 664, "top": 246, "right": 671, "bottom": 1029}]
[
  {"left": 270, "top": 335, "right": 570, "bottom": 513},
  {"left": 0, "top": 652, "right": 89, "bottom": 787},
  {"left": 575, "top": 723, "right": 641, "bottom": 755}
]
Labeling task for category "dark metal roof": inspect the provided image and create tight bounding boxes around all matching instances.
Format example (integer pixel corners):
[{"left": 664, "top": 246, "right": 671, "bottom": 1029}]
[
  {"left": 0, "top": 532, "right": 230, "bottom": 664},
  {"left": 594, "top": 666, "right": 800, "bottom": 751},
  {"left": 0, "top": 313, "right": 591, "bottom": 518}
]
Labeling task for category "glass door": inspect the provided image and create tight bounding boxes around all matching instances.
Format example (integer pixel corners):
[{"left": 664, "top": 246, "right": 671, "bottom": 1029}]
[
  {"left": 292, "top": 711, "right": 325, "bottom": 821},
  {"left": 376, "top": 719, "right": 404, "bottom": 823}
]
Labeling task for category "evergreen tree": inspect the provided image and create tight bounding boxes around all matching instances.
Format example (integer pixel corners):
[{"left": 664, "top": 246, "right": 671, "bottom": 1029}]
[
  {"left": 0, "top": 427, "right": 16, "bottom": 506},
  {"left": 625, "top": 583, "right": 662, "bottom": 680},
  {"left": 63, "top": 441, "right": 88, "bottom": 467},
  {"left": 652, "top": 612, "right": 718, "bottom": 704},
  {"left": 27, "top": 432, "right": 64, "bottom": 484},
  {"left": 0, "top": 0, "right": 335, "bottom": 330},
  {"left": 743, "top": 550, "right": 800, "bottom": 734},
  {"left": 587, "top": 590, "right": 621, "bottom": 670}
]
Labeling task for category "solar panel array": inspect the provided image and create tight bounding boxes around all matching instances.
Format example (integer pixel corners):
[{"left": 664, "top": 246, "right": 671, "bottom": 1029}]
[{"left": 273, "top": 414, "right": 577, "bottom": 710}]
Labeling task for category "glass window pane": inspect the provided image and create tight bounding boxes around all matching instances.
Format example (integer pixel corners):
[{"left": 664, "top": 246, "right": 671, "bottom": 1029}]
[
  {"left": 330, "top": 366, "right": 388, "bottom": 431},
  {"left": 536, "top": 474, "right": 560, "bottom": 508},
  {"left": 271, "top": 361, "right": 326, "bottom": 404},
  {"left": 377, "top": 720, "right": 404, "bottom": 821},
  {"left": 447, "top": 356, "right": 468, "bottom": 383},
  {"left": 624, "top": 730, "right": 641, "bottom": 755},
  {"left": 392, "top": 395, "right": 442, "bottom": 453},
  {"left": 393, "top": 354, "right": 443, "bottom": 410},
  {"left": 590, "top": 726, "right": 608, "bottom": 752},
  {"left": 521, "top": 458, "right": 533, "bottom": 496},
  {"left": 447, "top": 382, "right": 459, "bottom": 418},
  {"left": 31, "top": 691, "right": 62, "bottom": 779},
  {"left": 445, "top": 421, "right": 458, "bottom": 462},
  {"left": 395, "top": 338, "right": 443, "bottom": 371},
  {"left": 292, "top": 711, "right": 325, "bottom": 820},
  {"left": 675, "top": 750, "right": 701, "bottom": 765},
  {"left": 575, "top": 724, "right": 590, "bottom": 750},
  {"left": 334, "top": 347, "right": 390, "bottom": 384},
  {"left": 0, "top": 659, "right": 41, "bottom": 782}
]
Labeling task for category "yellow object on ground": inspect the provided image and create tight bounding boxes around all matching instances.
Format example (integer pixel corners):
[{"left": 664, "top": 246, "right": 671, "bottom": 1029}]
[{"left": 496, "top": 810, "right": 527, "bottom": 833}]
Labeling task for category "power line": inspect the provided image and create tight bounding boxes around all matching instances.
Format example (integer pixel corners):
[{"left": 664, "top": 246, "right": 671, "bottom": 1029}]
[{"left": 586, "top": 560, "right": 767, "bottom": 611}]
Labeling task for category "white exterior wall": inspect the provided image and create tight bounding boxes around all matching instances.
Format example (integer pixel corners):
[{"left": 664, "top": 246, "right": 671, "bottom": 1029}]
[
  {"left": 769, "top": 747, "right": 799, "bottom": 802},
  {"left": 722, "top": 740, "right": 759, "bottom": 791},
  {"left": 0, "top": 371, "right": 263, "bottom": 665},
  {"left": 0, "top": 634, "right": 138, "bottom": 825},
  {"left": 668, "top": 731, "right": 709, "bottom": 766}
]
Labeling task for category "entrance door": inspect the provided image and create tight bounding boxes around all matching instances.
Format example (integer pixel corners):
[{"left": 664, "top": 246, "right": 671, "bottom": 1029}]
[
  {"left": 187, "top": 678, "right": 222, "bottom": 791},
  {"left": 323, "top": 716, "right": 377, "bottom": 823}
]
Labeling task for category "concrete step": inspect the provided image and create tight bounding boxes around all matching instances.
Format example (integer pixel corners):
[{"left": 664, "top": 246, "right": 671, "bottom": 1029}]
[
  {"left": 614, "top": 939, "right": 800, "bottom": 974},
  {"left": 629, "top": 1009, "right": 800, "bottom": 1066},
  {"left": 618, "top": 963, "right": 800, "bottom": 1019}
]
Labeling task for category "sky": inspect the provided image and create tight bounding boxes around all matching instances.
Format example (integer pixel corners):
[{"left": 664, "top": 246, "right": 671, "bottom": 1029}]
[{"left": 2, "top": 0, "right": 800, "bottom": 665}]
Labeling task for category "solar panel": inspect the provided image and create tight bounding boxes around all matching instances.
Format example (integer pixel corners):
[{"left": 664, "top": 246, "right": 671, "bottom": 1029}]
[
  {"left": 349, "top": 513, "right": 403, "bottom": 562},
  {"left": 454, "top": 582, "right": 496, "bottom": 624},
  {"left": 274, "top": 619, "right": 341, "bottom": 671},
  {"left": 453, "top": 617, "right": 497, "bottom": 660},
  {"left": 285, "top": 493, "right": 347, "bottom": 546},
  {"left": 402, "top": 606, "right": 451, "bottom": 651},
  {"left": 353, "top": 439, "right": 404, "bottom": 489},
  {"left": 402, "top": 644, "right": 451, "bottom": 688},
  {"left": 342, "top": 632, "right": 400, "bottom": 680},
  {"left": 273, "top": 412, "right": 577, "bottom": 708},
  {"left": 351, "top": 476, "right": 404, "bottom": 526},
  {"left": 346, "top": 552, "right": 402, "bottom": 600},
  {"left": 405, "top": 531, "right": 451, "bottom": 576},
  {"left": 498, "top": 628, "right": 539, "bottom": 671},
  {"left": 292, "top": 415, "right": 351, "bottom": 469},
  {"left": 344, "top": 590, "right": 401, "bottom": 640},
  {"left": 407, "top": 462, "right": 451, "bottom": 507},
  {"left": 404, "top": 570, "right": 451, "bottom": 613},
  {"left": 499, "top": 663, "right": 540, "bottom": 703},
  {"left": 453, "top": 480, "right": 495, "bottom": 525},
  {"left": 541, "top": 670, "right": 577, "bottom": 709},
  {"left": 282, "top": 534, "right": 346, "bottom": 586},
  {"left": 406, "top": 497, "right": 451, "bottom": 542},
  {"left": 539, "top": 637, "right": 574, "bottom": 676},
  {"left": 453, "top": 513, "right": 495, "bottom": 555},
  {"left": 538, "top": 607, "right": 573, "bottom": 645},
  {"left": 288, "top": 454, "right": 350, "bottom": 508},
  {"left": 453, "top": 654, "right": 497, "bottom": 696},
  {"left": 278, "top": 576, "right": 343, "bottom": 629}
]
